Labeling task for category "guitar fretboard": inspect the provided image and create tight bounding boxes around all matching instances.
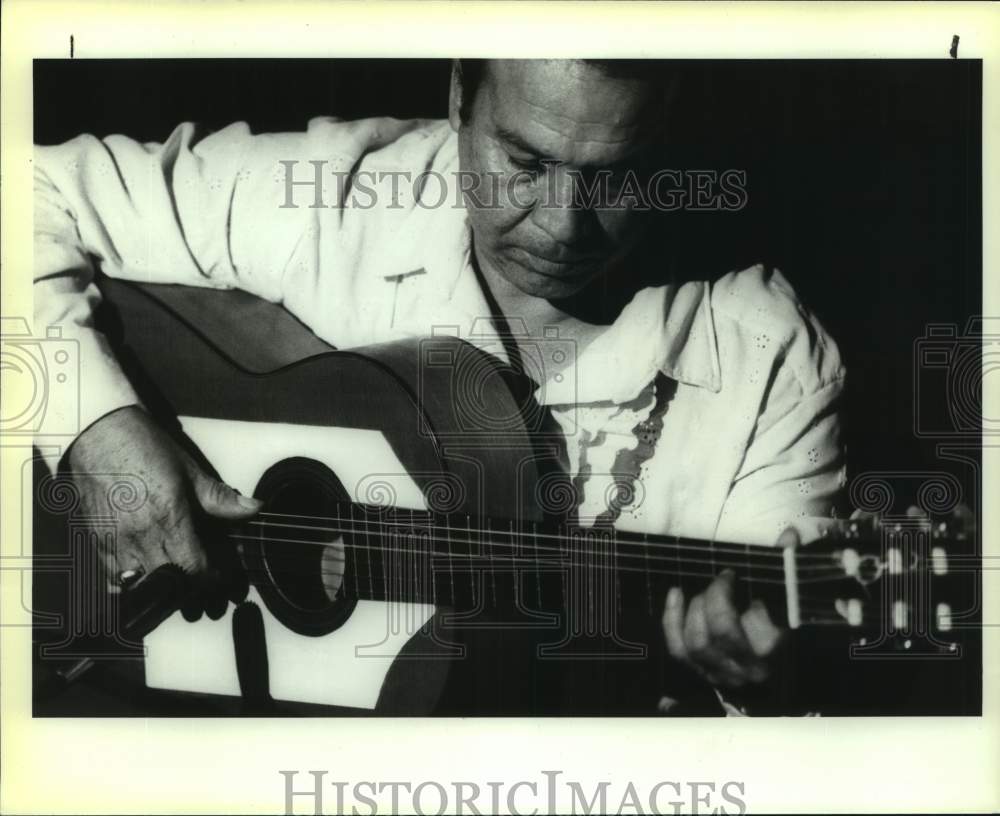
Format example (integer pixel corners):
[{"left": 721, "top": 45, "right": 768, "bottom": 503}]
[{"left": 235, "top": 508, "right": 796, "bottom": 625}]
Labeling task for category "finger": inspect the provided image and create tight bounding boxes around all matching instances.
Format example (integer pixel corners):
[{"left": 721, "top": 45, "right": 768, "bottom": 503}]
[
  {"left": 662, "top": 587, "right": 688, "bottom": 661},
  {"left": 188, "top": 467, "right": 261, "bottom": 520},
  {"left": 221, "top": 547, "right": 250, "bottom": 605},
  {"left": 164, "top": 480, "right": 239, "bottom": 618},
  {"left": 180, "top": 593, "right": 204, "bottom": 622},
  {"left": 164, "top": 530, "right": 233, "bottom": 622},
  {"left": 199, "top": 566, "right": 230, "bottom": 621},
  {"left": 147, "top": 510, "right": 209, "bottom": 621},
  {"left": 741, "top": 600, "right": 782, "bottom": 682},
  {"left": 157, "top": 509, "right": 208, "bottom": 575},
  {"left": 702, "top": 571, "right": 762, "bottom": 687},
  {"left": 683, "top": 592, "right": 711, "bottom": 661},
  {"left": 704, "top": 570, "right": 754, "bottom": 659}
]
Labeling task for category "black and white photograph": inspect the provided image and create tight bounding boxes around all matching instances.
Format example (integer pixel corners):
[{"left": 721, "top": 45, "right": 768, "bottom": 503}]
[{"left": 2, "top": 2, "right": 998, "bottom": 814}]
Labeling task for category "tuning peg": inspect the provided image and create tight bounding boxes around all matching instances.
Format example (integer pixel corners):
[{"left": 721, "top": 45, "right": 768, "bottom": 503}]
[
  {"left": 844, "top": 510, "right": 881, "bottom": 540},
  {"left": 835, "top": 597, "right": 863, "bottom": 627},
  {"left": 952, "top": 503, "right": 975, "bottom": 539}
]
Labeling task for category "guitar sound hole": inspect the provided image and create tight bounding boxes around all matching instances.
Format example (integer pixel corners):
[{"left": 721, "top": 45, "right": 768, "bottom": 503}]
[{"left": 243, "top": 458, "right": 358, "bottom": 637}]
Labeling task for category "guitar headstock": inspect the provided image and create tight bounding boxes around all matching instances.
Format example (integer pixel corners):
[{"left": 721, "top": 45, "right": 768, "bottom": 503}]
[{"left": 794, "top": 507, "right": 976, "bottom": 657}]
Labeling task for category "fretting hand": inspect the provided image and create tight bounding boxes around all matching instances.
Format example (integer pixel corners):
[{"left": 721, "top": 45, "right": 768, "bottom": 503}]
[{"left": 661, "top": 528, "right": 796, "bottom": 690}]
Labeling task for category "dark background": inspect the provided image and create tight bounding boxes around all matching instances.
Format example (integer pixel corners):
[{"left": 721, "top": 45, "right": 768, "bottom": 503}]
[{"left": 33, "top": 59, "right": 983, "bottom": 714}]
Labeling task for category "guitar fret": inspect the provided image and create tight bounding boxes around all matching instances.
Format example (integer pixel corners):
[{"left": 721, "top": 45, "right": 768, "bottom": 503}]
[
  {"left": 615, "top": 533, "right": 623, "bottom": 622},
  {"left": 363, "top": 506, "right": 374, "bottom": 600},
  {"left": 407, "top": 527, "right": 423, "bottom": 603},
  {"left": 533, "top": 521, "right": 543, "bottom": 610},
  {"left": 445, "top": 516, "right": 455, "bottom": 603},
  {"left": 587, "top": 532, "right": 594, "bottom": 629},
  {"left": 488, "top": 518, "right": 498, "bottom": 608},
  {"left": 643, "top": 533, "right": 653, "bottom": 616},
  {"left": 379, "top": 517, "right": 388, "bottom": 603},
  {"left": 467, "top": 515, "right": 476, "bottom": 609},
  {"left": 429, "top": 524, "right": 437, "bottom": 606},
  {"left": 342, "top": 505, "right": 359, "bottom": 598},
  {"left": 673, "top": 534, "right": 682, "bottom": 594},
  {"left": 558, "top": 523, "right": 566, "bottom": 619}
]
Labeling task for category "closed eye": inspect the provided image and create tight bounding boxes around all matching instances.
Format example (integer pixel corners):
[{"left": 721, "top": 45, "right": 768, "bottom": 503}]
[{"left": 508, "top": 153, "right": 543, "bottom": 174}]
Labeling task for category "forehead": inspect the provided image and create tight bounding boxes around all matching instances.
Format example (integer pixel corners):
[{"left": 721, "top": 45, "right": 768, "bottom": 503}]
[{"left": 481, "top": 59, "right": 665, "bottom": 165}]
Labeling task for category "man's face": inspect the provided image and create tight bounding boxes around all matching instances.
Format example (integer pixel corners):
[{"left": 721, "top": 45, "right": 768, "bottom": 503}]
[{"left": 451, "top": 60, "right": 665, "bottom": 301}]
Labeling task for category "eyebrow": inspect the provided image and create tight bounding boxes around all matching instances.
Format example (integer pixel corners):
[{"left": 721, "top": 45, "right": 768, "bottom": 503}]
[
  {"left": 495, "top": 126, "right": 547, "bottom": 160},
  {"left": 495, "top": 125, "right": 654, "bottom": 172}
]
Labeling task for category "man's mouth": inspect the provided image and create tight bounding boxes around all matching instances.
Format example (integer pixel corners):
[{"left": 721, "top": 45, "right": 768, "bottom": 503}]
[{"left": 508, "top": 246, "right": 600, "bottom": 278}]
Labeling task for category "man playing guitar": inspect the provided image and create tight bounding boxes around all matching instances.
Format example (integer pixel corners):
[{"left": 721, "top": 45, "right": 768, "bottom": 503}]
[{"left": 34, "top": 59, "right": 847, "bottom": 713}]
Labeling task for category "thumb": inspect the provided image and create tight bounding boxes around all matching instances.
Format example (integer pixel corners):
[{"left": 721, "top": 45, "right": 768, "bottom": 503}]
[{"left": 189, "top": 467, "right": 261, "bottom": 519}]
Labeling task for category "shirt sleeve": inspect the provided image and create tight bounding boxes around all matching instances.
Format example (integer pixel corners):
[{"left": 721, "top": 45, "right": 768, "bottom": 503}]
[
  {"left": 34, "top": 121, "right": 268, "bottom": 471},
  {"left": 716, "top": 370, "right": 847, "bottom": 546},
  {"left": 32, "top": 117, "right": 429, "bottom": 472}
]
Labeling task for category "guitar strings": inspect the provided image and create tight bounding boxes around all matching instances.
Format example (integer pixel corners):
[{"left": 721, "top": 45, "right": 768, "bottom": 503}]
[
  {"left": 248, "top": 513, "right": 811, "bottom": 564},
  {"left": 240, "top": 519, "right": 880, "bottom": 576},
  {"left": 238, "top": 560, "right": 791, "bottom": 586},
  {"left": 239, "top": 523, "right": 791, "bottom": 572},
  {"left": 222, "top": 515, "right": 958, "bottom": 603},
  {"left": 226, "top": 532, "right": 851, "bottom": 584},
  {"left": 252, "top": 509, "right": 935, "bottom": 565},
  {"left": 228, "top": 531, "right": 794, "bottom": 576},
  {"left": 255, "top": 509, "right": 819, "bottom": 559},
  {"left": 247, "top": 512, "right": 960, "bottom": 571}
]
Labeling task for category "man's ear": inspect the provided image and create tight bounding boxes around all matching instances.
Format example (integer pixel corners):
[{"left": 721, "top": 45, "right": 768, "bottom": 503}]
[{"left": 448, "top": 60, "right": 464, "bottom": 132}]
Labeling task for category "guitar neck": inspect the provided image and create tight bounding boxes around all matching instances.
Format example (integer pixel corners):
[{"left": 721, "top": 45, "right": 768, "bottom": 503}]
[{"left": 240, "top": 509, "right": 800, "bottom": 627}]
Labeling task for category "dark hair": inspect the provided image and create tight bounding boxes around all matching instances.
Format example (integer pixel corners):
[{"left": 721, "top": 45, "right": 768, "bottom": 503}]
[{"left": 455, "top": 59, "right": 682, "bottom": 123}]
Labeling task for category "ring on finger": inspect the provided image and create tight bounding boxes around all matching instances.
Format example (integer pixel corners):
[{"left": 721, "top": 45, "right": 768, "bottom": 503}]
[{"left": 116, "top": 566, "right": 145, "bottom": 590}]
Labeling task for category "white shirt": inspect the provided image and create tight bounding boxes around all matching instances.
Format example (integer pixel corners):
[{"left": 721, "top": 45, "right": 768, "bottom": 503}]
[{"left": 34, "top": 116, "right": 847, "bottom": 546}]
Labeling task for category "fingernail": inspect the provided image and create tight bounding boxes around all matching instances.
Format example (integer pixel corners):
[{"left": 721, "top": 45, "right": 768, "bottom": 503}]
[{"left": 667, "top": 587, "right": 682, "bottom": 608}]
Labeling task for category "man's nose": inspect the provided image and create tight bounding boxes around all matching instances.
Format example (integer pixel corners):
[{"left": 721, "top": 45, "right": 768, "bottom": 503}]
[{"left": 530, "top": 164, "right": 592, "bottom": 246}]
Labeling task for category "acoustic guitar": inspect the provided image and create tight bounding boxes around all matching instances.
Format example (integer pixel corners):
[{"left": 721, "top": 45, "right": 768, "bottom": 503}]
[{"left": 31, "top": 278, "right": 978, "bottom": 716}]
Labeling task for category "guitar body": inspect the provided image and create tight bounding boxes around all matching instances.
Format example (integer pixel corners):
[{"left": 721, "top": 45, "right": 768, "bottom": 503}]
[{"left": 79, "top": 278, "right": 647, "bottom": 715}]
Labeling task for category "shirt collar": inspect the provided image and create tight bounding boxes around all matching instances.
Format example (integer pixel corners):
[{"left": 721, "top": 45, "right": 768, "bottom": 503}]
[
  {"left": 367, "top": 128, "right": 722, "bottom": 404},
  {"left": 535, "top": 281, "right": 722, "bottom": 406}
]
